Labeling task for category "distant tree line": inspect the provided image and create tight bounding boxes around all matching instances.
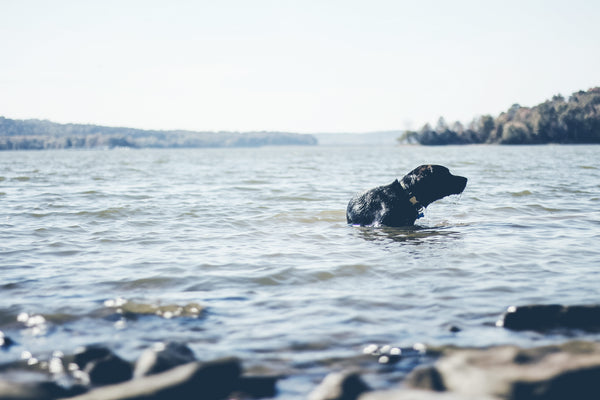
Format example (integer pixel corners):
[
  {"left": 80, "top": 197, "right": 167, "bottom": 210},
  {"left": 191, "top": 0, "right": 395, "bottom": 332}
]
[
  {"left": 0, "top": 117, "right": 317, "bottom": 150},
  {"left": 400, "top": 87, "right": 600, "bottom": 145}
]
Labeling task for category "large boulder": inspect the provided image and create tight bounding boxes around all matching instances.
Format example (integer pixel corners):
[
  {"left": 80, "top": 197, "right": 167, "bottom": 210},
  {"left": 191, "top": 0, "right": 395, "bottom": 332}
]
[
  {"left": 498, "top": 305, "right": 600, "bottom": 332},
  {"left": 63, "top": 358, "right": 242, "bottom": 400},
  {"left": 73, "top": 345, "right": 133, "bottom": 386},
  {"left": 407, "top": 341, "right": 600, "bottom": 399}
]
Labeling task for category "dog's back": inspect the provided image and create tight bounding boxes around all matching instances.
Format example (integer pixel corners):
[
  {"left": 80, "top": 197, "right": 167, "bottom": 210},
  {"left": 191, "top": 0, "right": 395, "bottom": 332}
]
[{"left": 346, "top": 180, "right": 418, "bottom": 227}]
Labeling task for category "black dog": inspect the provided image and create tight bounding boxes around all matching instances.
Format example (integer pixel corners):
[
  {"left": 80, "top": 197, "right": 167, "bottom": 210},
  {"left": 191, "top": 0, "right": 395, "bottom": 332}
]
[{"left": 346, "top": 165, "right": 467, "bottom": 227}]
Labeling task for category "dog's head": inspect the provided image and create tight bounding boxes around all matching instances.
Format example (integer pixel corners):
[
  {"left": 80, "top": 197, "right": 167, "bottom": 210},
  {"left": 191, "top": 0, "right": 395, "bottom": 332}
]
[{"left": 400, "top": 165, "right": 467, "bottom": 208}]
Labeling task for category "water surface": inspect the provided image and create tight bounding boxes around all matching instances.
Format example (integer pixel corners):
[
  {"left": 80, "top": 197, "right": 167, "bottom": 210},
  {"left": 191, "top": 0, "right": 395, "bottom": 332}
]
[{"left": 1, "top": 145, "right": 600, "bottom": 396}]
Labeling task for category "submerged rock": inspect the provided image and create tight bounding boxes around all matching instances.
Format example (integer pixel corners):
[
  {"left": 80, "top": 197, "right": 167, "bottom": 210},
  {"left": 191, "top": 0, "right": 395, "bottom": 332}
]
[
  {"left": 448, "top": 326, "right": 461, "bottom": 333},
  {"left": 407, "top": 341, "right": 600, "bottom": 399},
  {"left": 498, "top": 304, "right": 600, "bottom": 332},
  {"left": 103, "top": 299, "right": 204, "bottom": 320}
]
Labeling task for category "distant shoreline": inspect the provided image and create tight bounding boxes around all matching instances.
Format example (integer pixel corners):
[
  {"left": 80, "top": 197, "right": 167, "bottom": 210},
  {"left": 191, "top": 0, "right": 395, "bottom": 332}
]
[
  {"left": 400, "top": 87, "right": 600, "bottom": 145},
  {"left": 3, "top": 86, "right": 600, "bottom": 150},
  {"left": 0, "top": 117, "right": 317, "bottom": 150}
]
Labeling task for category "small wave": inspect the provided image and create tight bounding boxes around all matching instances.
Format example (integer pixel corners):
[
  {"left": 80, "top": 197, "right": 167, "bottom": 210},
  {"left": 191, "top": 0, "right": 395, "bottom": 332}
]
[
  {"left": 274, "top": 195, "right": 319, "bottom": 202},
  {"left": 309, "top": 264, "right": 371, "bottom": 282},
  {"left": 251, "top": 268, "right": 297, "bottom": 286},
  {"left": 39, "top": 249, "right": 81, "bottom": 257},
  {"left": 232, "top": 185, "right": 262, "bottom": 192},
  {"left": 273, "top": 210, "right": 345, "bottom": 224},
  {"left": 511, "top": 190, "right": 533, "bottom": 197},
  {"left": 28, "top": 208, "right": 132, "bottom": 220},
  {"left": 297, "top": 210, "right": 346, "bottom": 223},
  {"left": 109, "top": 277, "right": 183, "bottom": 290},
  {"left": 75, "top": 207, "right": 130, "bottom": 219},
  {"left": 241, "top": 179, "right": 270, "bottom": 185},
  {"left": 527, "top": 204, "right": 562, "bottom": 213},
  {"left": 30, "top": 212, "right": 51, "bottom": 218}
]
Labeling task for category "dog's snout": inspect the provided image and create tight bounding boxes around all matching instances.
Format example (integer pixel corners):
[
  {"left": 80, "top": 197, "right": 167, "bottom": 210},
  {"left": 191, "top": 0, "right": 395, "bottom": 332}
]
[{"left": 455, "top": 175, "right": 468, "bottom": 193}]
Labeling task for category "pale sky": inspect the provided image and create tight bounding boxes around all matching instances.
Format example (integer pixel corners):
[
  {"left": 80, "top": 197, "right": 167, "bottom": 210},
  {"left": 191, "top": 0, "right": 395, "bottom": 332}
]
[{"left": 1, "top": 0, "right": 599, "bottom": 133}]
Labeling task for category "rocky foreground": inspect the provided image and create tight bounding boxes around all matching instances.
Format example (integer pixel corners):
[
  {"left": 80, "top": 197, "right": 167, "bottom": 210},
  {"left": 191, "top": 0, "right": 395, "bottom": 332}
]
[
  {"left": 1, "top": 304, "right": 600, "bottom": 400},
  {"left": 314, "top": 341, "right": 600, "bottom": 400}
]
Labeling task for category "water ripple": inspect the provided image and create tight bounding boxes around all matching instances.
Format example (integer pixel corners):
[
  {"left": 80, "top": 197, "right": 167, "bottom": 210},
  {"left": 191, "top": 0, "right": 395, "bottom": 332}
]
[{"left": 1, "top": 146, "right": 600, "bottom": 398}]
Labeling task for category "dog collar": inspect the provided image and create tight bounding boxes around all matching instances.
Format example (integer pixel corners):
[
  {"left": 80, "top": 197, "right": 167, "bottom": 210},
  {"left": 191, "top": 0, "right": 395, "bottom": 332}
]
[{"left": 399, "top": 180, "right": 424, "bottom": 216}]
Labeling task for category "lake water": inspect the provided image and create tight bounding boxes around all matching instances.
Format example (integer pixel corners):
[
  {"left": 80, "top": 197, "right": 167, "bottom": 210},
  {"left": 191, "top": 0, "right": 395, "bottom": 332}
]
[{"left": 1, "top": 145, "right": 600, "bottom": 396}]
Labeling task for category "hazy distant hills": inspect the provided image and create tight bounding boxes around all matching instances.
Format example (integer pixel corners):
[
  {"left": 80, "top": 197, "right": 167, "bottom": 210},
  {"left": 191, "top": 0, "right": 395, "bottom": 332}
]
[
  {"left": 314, "top": 130, "right": 403, "bottom": 146},
  {"left": 0, "top": 117, "right": 318, "bottom": 150}
]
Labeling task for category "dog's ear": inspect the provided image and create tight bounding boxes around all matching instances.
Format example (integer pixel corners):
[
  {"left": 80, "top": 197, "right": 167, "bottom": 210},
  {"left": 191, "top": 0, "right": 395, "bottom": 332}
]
[
  {"left": 401, "top": 165, "right": 465, "bottom": 207},
  {"left": 401, "top": 165, "right": 441, "bottom": 187},
  {"left": 401, "top": 165, "right": 431, "bottom": 187}
]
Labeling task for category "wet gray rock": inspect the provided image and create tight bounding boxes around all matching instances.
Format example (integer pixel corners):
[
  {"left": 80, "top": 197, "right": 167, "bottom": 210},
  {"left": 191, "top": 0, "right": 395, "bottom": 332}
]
[
  {"left": 132, "top": 341, "right": 278, "bottom": 397},
  {"left": 407, "top": 341, "right": 600, "bottom": 399},
  {"left": 86, "top": 354, "right": 133, "bottom": 386},
  {"left": 0, "top": 380, "right": 64, "bottom": 400},
  {"left": 74, "top": 346, "right": 133, "bottom": 385},
  {"left": 133, "top": 342, "right": 196, "bottom": 378},
  {"left": 64, "top": 358, "right": 242, "bottom": 400},
  {"left": 308, "top": 371, "right": 371, "bottom": 400},
  {"left": 236, "top": 375, "right": 278, "bottom": 398},
  {"left": 73, "top": 346, "right": 113, "bottom": 370},
  {"left": 0, "top": 374, "right": 87, "bottom": 400},
  {"left": 499, "top": 304, "right": 600, "bottom": 332},
  {"left": 0, "top": 331, "right": 16, "bottom": 349},
  {"left": 0, "top": 342, "right": 278, "bottom": 400}
]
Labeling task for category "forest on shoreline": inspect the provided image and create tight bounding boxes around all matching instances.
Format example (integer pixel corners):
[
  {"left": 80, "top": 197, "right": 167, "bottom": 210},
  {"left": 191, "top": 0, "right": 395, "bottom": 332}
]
[
  {"left": 3, "top": 87, "right": 599, "bottom": 150},
  {"left": 0, "top": 118, "right": 317, "bottom": 150},
  {"left": 400, "top": 87, "right": 600, "bottom": 145}
]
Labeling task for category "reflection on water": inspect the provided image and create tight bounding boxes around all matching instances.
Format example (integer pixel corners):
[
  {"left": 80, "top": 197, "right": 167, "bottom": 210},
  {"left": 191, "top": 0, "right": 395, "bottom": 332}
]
[{"left": 352, "top": 225, "right": 461, "bottom": 245}]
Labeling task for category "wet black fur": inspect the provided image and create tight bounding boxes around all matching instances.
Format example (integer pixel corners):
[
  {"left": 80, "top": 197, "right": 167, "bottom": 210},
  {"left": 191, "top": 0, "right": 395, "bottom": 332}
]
[{"left": 346, "top": 165, "right": 467, "bottom": 227}]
